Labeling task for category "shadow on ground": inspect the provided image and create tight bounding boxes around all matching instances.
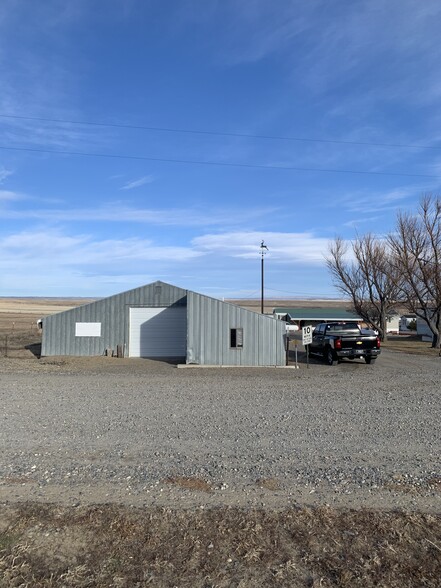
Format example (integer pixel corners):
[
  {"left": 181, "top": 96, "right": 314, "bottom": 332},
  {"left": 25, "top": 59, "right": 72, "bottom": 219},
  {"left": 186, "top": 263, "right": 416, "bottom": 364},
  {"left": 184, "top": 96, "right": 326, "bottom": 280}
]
[{"left": 25, "top": 342, "right": 42, "bottom": 358}]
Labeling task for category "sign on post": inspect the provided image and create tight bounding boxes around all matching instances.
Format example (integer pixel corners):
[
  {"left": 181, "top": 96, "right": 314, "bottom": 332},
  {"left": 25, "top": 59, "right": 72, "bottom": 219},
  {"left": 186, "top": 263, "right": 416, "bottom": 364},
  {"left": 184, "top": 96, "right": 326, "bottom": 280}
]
[
  {"left": 302, "top": 325, "right": 313, "bottom": 346},
  {"left": 302, "top": 325, "right": 312, "bottom": 369}
]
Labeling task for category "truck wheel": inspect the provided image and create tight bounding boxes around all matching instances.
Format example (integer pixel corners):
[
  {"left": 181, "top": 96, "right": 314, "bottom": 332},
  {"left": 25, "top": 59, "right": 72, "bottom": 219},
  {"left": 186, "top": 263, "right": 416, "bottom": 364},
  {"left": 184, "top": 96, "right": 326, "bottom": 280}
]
[
  {"left": 325, "top": 348, "right": 338, "bottom": 366},
  {"left": 365, "top": 357, "right": 376, "bottom": 365}
]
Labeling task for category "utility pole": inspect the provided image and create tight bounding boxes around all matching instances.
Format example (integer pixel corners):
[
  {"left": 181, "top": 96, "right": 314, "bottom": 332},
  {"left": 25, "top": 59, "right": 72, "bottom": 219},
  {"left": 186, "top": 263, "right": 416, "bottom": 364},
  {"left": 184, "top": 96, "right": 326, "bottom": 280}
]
[{"left": 260, "top": 240, "right": 269, "bottom": 314}]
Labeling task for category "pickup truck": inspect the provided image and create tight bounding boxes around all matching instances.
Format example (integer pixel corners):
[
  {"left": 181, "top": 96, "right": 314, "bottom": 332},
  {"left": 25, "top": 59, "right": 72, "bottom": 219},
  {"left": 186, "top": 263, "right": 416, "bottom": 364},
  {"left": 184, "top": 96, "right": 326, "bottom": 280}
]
[{"left": 306, "top": 322, "right": 381, "bottom": 365}]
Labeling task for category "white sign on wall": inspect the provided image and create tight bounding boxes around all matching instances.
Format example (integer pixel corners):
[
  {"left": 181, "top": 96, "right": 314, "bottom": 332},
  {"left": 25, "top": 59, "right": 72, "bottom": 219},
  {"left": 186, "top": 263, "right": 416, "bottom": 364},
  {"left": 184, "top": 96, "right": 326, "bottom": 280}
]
[{"left": 75, "top": 322, "right": 102, "bottom": 337}]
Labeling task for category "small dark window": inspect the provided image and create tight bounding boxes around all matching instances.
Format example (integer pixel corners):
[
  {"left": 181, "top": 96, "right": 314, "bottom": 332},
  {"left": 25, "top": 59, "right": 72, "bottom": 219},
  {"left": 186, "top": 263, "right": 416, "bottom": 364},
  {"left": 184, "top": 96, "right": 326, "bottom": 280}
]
[{"left": 230, "top": 327, "right": 244, "bottom": 348}]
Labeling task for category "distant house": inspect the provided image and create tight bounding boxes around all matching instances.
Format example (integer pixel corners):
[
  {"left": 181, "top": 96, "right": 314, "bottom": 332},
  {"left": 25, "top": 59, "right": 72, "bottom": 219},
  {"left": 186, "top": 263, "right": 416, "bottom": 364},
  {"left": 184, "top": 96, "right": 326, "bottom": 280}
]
[
  {"left": 385, "top": 312, "right": 400, "bottom": 334},
  {"left": 399, "top": 314, "right": 417, "bottom": 334}
]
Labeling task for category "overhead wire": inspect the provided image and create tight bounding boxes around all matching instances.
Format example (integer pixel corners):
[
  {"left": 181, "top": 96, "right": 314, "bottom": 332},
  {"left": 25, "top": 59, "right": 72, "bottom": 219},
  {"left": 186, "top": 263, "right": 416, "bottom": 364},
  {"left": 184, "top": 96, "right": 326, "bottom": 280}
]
[
  {"left": 0, "top": 112, "right": 438, "bottom": 151},
  {"left": 0, "top": 144, "right": 438, "bottom": 179},
  {"left": 1, "top": 112, "right": 439, "bottom": 178}
]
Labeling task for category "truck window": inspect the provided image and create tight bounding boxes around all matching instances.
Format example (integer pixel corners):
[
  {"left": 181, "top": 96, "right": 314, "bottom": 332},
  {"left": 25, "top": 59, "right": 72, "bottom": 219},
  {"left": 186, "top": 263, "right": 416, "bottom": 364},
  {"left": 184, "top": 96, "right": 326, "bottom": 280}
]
[{"left": 326, "top": 323, "right": 359, "bottom": 332}]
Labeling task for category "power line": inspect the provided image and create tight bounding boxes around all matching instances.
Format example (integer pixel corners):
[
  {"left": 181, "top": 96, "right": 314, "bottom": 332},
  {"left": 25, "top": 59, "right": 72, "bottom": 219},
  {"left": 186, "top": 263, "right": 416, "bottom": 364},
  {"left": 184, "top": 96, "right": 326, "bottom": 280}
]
[
  {"left": 0, "top": 112, "right": 439, "bottom": 151},
  {"left": 0, "top": 144, "right": 438, "bottom": 179}
]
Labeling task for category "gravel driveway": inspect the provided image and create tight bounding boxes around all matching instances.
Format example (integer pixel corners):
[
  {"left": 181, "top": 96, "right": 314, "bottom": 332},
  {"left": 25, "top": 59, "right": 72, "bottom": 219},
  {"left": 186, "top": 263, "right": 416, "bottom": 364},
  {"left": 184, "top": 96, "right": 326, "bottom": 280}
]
[{"left": 1, "top": 350, "right": 440, "bottom": 511}]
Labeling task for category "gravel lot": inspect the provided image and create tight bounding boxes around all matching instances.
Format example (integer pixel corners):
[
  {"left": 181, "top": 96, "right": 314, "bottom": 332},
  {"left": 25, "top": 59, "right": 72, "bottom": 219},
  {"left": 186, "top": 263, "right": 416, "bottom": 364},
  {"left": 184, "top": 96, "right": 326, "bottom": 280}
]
[{"left": 1, "top": 350, "right": 440, "bottom": 511}]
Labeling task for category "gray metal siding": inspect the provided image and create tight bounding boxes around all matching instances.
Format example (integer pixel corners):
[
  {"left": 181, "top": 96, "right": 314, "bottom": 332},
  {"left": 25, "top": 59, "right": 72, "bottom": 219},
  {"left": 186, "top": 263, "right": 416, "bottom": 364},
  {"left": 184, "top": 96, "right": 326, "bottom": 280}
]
[
  {"left": 42, "top": 280, "right": 287, "bottom": 365},
  {"left": 41, "top": 281, "right": 187, "bottom": 356},
  {"left": 187, "top": 292, "right": 287, "bottom": 366}
]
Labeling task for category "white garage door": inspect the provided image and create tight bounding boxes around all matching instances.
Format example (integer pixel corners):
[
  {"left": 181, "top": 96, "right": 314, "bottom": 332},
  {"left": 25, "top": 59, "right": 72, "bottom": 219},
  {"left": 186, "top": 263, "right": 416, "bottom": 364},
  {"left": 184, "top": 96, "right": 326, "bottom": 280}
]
[{"left": 129, "top": 306, "right": 187, "bottom": 357}]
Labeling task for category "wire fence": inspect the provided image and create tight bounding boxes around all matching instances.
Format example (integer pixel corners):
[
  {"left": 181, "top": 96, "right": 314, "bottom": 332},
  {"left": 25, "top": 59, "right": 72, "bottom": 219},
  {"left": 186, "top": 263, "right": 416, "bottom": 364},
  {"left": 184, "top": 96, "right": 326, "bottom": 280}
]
[{"left": 0, "top": 330, "right": 42, "bottom": 358}]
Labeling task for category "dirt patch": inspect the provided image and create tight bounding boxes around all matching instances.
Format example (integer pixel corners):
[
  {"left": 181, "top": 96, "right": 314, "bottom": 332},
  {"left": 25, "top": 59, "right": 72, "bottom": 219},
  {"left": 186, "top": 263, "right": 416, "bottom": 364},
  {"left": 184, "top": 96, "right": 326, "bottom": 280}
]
[
  {"left": 257, "top": 478, "right": 282, "bottom": 491},
  {"left": 164, "top": 476, "right": 214, "bottom": 493}
]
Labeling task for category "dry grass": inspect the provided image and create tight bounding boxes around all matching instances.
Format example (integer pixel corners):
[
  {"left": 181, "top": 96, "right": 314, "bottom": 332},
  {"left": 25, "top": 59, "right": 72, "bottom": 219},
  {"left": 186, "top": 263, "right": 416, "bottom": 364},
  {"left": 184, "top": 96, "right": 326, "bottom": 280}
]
[
  {"left": 0, "top": 298, "right": 91, "bottom": 331},
  {"left": 382, "top": 335, "right": 440, "bottom": 356},
  {"left": 0, "top": 503, "right": 440, "bottom": 587},
  {"left": 0, "top": 297, "right": 92, "bottom": 359},
  {"left": 0, "top": 330, "right": 41, "bottom": 359}
]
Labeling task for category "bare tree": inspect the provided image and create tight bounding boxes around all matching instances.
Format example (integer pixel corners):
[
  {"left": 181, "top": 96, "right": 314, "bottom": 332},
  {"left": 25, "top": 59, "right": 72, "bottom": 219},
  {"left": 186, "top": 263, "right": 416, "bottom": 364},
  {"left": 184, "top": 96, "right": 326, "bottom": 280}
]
[
  {"left": 326, "top": 234, "right": 401, "bottom": 341},
  {"left": 388, "top": 195, "right": 441, "bottom": 348}
]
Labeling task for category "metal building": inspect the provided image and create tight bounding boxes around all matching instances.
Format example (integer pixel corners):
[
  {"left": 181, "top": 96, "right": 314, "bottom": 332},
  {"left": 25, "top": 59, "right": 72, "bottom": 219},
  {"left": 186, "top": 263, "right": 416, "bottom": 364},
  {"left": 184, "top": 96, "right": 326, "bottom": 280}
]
[
  {"left": 41, "top": 281, "right": 287, "bottom": 366},
  {"left": 273, "top": 307, "right": 362, "bottom": 328}
]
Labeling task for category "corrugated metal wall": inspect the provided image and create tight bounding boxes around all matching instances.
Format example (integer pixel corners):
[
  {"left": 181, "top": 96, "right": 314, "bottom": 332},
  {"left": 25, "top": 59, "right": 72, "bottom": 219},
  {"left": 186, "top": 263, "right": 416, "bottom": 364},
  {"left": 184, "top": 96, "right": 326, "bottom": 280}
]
[
  {"left": 41, "top": 281, "right": 187, "bottom": 356},
  {"left": 187, "top": 292, "right": 287, "bottom": 366},
  {"left": 42, "top": 281, "right": 287, "bottom": 365}
]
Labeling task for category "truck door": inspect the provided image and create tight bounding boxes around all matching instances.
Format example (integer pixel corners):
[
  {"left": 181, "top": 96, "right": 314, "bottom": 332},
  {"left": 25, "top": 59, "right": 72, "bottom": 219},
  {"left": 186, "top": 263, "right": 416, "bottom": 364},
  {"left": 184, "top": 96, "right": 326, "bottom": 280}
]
[{"left": 311, "top": 324, "right": 325, "bottom": 352}]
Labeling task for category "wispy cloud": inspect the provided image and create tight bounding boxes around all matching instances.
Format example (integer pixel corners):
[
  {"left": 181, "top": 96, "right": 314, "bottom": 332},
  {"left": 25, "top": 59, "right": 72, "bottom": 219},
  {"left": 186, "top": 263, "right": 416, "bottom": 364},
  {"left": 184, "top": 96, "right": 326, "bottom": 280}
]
[
  {"left": 295, "top": 1, "right": 441, "bottom": 100},
  {"left": 178, "top": 0, "right": 441, "bottom": 99},
  {"left": 0, "top": 3, "right": 109, "bottom": 151},
  {"left": 0, "top": 189, "right": 23, "bottom": 202},
  {"left": 166, "top": 1, "right": 441, "bottom": 181},
  {"left": 0, "top": 167, "right": 13, "bottom": 183},
  {"left": 0, "top": 227, "right": 336, "bottom": 296},
  {"left": 193, "top": 231, "right": 329, "bottom": 264},
  {"left": 333, "top": 187, "right": 420, "bottom": 217},
  {"left": 0, "top": 229, "right": 203, "bottom": 269},
  {"left": 174, "top": 1, "right": 315, "bottom": 65},
  {"left": 215, "top": 3, "right": 310, "bottom": 65},
  {"left": 0, "top": 227, "right": 203, "bottom": 296},
  {"left": 120, "top": 175, "right": 154, "bottom": 190},
  {"left": 0, "top": 203, "right": 277, "bottom": 227},
  {"left": 331, "top": 186, "right": 425, "bottom": 233}
]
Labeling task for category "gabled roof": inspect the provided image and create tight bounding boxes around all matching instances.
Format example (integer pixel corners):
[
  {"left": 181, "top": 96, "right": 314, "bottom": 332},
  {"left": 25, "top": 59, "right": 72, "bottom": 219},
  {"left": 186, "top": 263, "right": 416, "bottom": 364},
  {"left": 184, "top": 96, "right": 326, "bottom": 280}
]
[
  {"left": 273, "top": 307, "right": 362, "bottom": 321},
  {"left": 42, "top": 280, "right": 284, "bottom": 325}
]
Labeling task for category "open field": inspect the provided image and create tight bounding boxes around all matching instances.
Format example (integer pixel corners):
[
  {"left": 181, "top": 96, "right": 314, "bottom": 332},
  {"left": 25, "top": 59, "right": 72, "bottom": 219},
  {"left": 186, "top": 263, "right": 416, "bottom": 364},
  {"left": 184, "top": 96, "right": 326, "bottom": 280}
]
[
  {"left": 0, "top": 297, "right": 95, "bottom": 335},
  {"left": 0, "top": 298, "right": 440, "bottom": 586},
  {"left": 0, "top": 298, "right": 94, "bottom": 358}
]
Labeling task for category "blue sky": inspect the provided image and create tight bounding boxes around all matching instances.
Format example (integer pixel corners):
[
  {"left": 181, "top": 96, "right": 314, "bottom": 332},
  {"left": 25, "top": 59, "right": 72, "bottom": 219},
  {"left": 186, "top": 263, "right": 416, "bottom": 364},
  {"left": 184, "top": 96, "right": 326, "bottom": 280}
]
[{"left": 1, "top": 0, "right": 441, "bottom": 298}]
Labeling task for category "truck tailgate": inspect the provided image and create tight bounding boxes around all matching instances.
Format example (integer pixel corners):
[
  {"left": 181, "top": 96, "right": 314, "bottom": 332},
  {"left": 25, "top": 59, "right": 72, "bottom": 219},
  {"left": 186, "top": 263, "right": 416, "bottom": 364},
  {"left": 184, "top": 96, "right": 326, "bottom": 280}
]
[{"left": 340, "top": 336, "right": 377, "bottom": 350}]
